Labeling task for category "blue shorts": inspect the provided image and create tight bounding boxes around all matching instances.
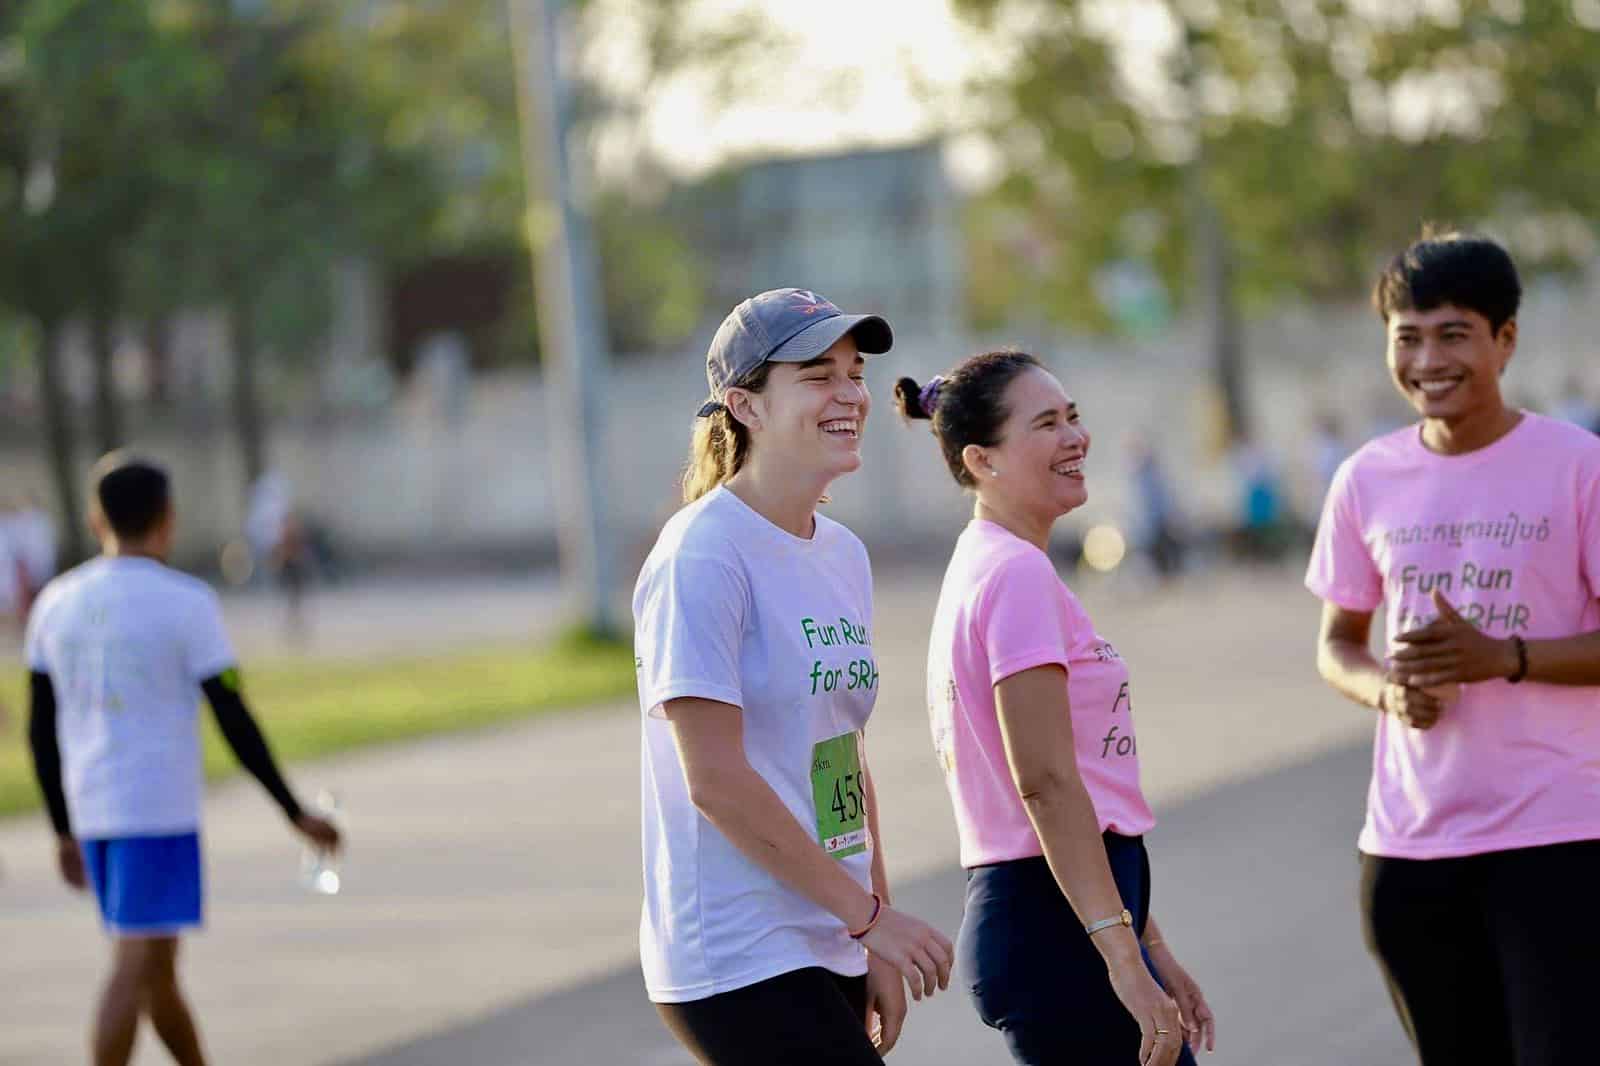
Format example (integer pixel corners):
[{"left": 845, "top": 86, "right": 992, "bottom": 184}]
[{"left": 81, "top": 832, "right": 204, "bottom": 938}]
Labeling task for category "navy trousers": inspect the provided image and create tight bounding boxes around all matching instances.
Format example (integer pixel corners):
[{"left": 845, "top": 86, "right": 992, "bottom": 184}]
[{"left": 960, "top": 833, "right": 1198, "bottom": 1066}]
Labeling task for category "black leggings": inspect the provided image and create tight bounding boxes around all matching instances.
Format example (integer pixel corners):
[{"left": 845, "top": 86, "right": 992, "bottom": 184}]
[
  {"left": 656, "top": 966, "right": 878, "bottom": 1066},
  {"left": 1360, "top": 839, "right": 1600, "bottom": 1066}
]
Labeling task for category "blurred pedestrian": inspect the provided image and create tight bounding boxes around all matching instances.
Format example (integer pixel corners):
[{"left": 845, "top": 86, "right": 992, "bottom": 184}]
[
  {"left": 1308, "top": 232, "right": 1600, "bottom": 1066},
  {"left": 26, "top": 453, "right": 340, "bottom": 1066},
  {"left": 1127, "top": 434, "right": 1185, "bottom": 580},
  {"left": 246, "top": 469, "right": 315, "bottom": 641},
  {"left": 0, "top": 498, "right": 20, "bottom": 630},
  {"left": 897, "top": 352, "right": 1212, "bottom": 1066},
  {"left": 632, "top": 289, "right": 953, "bottom": 1064},
  {"left": 16, "top": 492, "right": 58, "bottom": 598},
  {"left": 244, "top": 469, "right": 292, "bottom": 569},
  {"left": 1229, "top": 436, "right": 1289, "bottom": 561}
]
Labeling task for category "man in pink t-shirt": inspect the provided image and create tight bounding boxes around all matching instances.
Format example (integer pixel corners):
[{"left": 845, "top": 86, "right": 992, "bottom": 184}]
[{"left": 1308, "top": 231, "right": 1600, "bottom": 1066}]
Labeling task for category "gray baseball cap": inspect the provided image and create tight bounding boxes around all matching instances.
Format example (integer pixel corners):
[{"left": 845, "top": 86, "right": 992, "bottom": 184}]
[{"left": 696, "top": 288, "right": 893, "bottom": 417}]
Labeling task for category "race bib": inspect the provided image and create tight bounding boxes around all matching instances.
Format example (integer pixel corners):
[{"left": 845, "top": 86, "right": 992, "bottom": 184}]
[{"left": 812, "top": 731, "right": 869, "bottom": 859}]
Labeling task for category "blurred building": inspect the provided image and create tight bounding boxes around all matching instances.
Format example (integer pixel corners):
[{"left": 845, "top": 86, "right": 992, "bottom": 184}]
[
  {"left": 11, "top": 135, "right": 1600, "bottom": 571},
  {"left": 699, "top": 141, "right": 965, "bottom": 340}
]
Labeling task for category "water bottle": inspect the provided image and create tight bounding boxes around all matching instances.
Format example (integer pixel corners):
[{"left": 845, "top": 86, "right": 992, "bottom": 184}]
[{"left": 299, "top": 788, "right": 343, "bottom": 895}]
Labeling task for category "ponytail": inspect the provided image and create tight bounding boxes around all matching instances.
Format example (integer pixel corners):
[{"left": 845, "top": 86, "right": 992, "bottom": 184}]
[
  {"left": 680, "top": 362, "right": 773, "bottom": 503},
  {"left": 893, "top": 376, "right": 941, "bottom": 421},
  {"left": 682, "top": 410, "right": 749, "bottom": 503}
]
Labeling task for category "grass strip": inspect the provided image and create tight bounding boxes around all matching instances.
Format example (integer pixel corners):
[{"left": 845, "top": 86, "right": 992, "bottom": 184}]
[{"left": 0, "top": 631, "right": 636, "bottom": 820}]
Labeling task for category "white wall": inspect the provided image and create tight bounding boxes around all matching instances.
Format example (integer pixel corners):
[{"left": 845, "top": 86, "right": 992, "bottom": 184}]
[{"left": 7, "top": 275, "right": 1599, "bottom": 568}]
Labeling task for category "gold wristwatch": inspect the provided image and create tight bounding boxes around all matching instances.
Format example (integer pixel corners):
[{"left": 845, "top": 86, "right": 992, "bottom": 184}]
[{"left": 1085, "top": 909, "right": 1133, "bottom": 937}]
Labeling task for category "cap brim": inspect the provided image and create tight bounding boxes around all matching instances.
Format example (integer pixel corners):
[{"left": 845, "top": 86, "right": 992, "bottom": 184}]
[{"left": 768, "top": 313, "right": 894, "bottom": 363}]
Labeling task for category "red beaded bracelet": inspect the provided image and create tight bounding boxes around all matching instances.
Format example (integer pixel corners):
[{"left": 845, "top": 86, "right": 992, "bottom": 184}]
[{"left": 848, "top": 893, "right": 884, "bottom": 940}]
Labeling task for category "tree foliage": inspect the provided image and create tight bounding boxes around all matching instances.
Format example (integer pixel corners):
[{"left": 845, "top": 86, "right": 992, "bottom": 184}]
[{"left": 954, "top": 0, "right": 1600, "bottom": 330}]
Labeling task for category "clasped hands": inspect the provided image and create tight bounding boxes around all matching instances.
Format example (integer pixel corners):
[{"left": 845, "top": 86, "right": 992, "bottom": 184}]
[{"left": 1384, "top": 589, "right": 1520, "bottom": 730}]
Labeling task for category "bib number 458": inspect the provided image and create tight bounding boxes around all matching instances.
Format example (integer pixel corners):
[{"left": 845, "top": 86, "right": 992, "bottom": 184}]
[{"left": 812, "top": 732, "right": 869, "bottom": 859}]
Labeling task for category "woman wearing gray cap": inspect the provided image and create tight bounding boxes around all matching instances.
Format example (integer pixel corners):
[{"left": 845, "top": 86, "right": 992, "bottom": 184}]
[{"left": 632, "top": 288, "right": 955, "bottom": 1064}]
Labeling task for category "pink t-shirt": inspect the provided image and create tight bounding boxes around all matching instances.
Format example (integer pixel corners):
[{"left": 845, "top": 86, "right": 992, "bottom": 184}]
[
  {"left": 927, "top": 519, "right": 1156, "bottom": 868},
  {"left": 1307, "top": 413, "right": 1600, "bottom": 859}
]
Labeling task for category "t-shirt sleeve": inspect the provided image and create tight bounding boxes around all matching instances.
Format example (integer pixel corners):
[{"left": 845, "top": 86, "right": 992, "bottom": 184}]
[
  {"left": 1305, "top": 458, "right": 1384, "bottom": 612},
  {"left": 634, "top": 552, "right": 747, "bottom": 716},
  {"left": 186, "top": 589, "right": 238, "bottom": 682},
  {"left": 1579, "top": 451, "right": 1600, "bottom": 601},
  {"left": 22, "top": 592, "right": 50, "bottom": 672},
  {"left": 976, "top": 551, "right": 1075, "bottom": 687}
]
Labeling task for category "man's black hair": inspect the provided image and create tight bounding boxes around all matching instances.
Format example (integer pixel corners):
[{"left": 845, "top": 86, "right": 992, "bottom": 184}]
[
  {"left": 91, "top": 452, "right": 171, "bottom": 540},
  {"left": 1373, "top": 229, "right": 1522, "bottom": 334}
]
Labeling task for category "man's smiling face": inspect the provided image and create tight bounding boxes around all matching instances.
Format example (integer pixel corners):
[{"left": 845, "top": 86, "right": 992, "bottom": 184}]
[{"left": 1385, "top": 303, "right": 1517, "bottom": 422}]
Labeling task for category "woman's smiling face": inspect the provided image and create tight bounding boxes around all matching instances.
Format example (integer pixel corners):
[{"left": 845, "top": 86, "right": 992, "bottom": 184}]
[
  {"left": 968, "top": 366, "right": 1091, "bottom": 520},
  {"left": 731, "top": 336, "right": 870, "bottom": 482}
]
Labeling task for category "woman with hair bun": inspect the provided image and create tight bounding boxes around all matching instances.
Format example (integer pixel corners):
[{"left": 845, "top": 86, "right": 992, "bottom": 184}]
[{"left": 896, "top": 352, "right": 1214, "bottom": 1066}]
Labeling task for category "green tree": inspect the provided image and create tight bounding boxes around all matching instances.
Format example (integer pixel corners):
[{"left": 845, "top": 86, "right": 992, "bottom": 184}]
[
  {"left": 146, "top": 1, "right": 448, "bottom": 487},
  {"left": 954, "top": 0, "right": 1600, "bottom": 443},
  {"left": 2, "top": 0, "right": 450, "bottom": 529},
  {"left": 0, "top": 0, "right": 770, "bottom": 566},
  {"left": 0, "top": 0, "right": 215, "bottom": 560}
]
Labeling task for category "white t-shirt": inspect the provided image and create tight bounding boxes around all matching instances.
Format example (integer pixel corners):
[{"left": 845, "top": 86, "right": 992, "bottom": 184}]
[
  {"left": 24, "top": 557, "right": 237, "bottom": 839},
  {"left": 633, "top": 486, "right": 879, "bottom": 1003}
]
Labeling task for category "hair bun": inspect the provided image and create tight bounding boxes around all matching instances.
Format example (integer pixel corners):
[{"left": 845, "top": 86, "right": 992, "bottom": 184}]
[{"left": 894, "top": 377, "right": 933, "bottom": 421}]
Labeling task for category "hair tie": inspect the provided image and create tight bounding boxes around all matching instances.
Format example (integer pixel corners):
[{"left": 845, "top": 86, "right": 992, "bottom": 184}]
[{"left": 918, "top": 376, "right": 946, "bottom": 416}]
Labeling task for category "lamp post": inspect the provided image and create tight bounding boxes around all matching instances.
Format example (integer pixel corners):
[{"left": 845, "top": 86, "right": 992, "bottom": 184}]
[{"left": 508, "top": 0, "right": 618, "bottom": 634}]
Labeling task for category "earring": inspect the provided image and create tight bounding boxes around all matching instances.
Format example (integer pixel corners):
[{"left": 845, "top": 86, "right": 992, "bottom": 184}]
[{"left": 990, "top": 469, "right": 1000, "bottom": 478}]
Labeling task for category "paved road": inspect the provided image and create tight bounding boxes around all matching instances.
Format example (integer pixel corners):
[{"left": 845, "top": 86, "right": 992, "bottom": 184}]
[
  {"left": 0, "top": 566, "right": 1413, "bottom": 1065},
  {"left": 339, "top": 743, "right": 1408, "bottom": 1066}
]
